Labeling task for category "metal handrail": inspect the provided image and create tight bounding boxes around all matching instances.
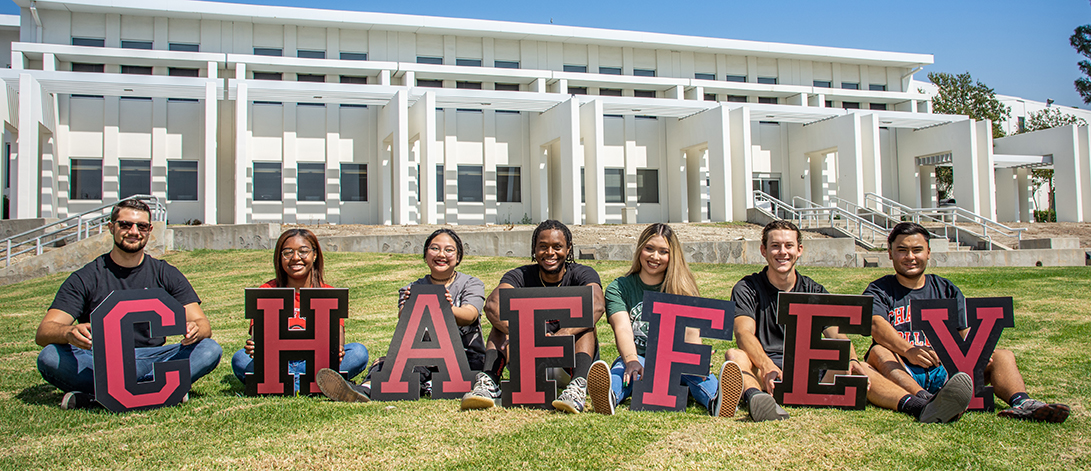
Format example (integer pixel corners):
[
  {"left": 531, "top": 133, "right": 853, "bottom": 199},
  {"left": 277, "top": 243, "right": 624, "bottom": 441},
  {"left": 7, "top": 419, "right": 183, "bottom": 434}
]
[
  {"left": 1, "top": 195, "right": 166, "bottom": 267},
  {"left": 864, "top": 192, "right": 1023, "bottom": 249},
  {"left": 756, "top": 191, "right": 888, "bottom": 248}
]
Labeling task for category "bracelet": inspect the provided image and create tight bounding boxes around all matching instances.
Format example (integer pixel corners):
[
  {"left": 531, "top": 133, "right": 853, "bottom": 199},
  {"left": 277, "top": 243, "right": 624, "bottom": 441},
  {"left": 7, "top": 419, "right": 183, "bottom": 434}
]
[{"left": 850, "top": 358, "right": 861, "bottom": 363}]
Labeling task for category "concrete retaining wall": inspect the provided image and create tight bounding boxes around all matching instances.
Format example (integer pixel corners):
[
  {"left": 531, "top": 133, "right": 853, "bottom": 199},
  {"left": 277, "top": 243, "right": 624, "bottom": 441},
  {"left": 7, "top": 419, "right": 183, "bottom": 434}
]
[
  {"left": 0, "top": 218, "right": 60, "bottom": 243},
  {"left": 854, "top": 248, "right": 1085, "bottom": 268},
  {"left": 0, "top": 223, "right": 169, "bottom": 286},
  {"left": 171, "top": 224, "right": 282, "bottom": 251},
  {"left": 325, "top": 230, "right": 533, "bottom": 259},
  {"left": 580, "top": 238, "right": 858, "bottom": 267}
]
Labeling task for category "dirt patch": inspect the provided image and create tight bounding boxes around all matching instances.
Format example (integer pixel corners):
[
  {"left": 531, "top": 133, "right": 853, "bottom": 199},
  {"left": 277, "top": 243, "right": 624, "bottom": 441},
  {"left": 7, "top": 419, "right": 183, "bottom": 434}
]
[{"left": 1001, "top": 222, "right": 1091, "bottom": 248}]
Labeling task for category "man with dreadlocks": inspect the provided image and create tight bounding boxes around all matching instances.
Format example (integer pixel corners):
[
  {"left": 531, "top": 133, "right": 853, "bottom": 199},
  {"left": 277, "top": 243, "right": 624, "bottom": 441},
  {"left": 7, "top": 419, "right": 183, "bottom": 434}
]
[{"left": 460, "top": 220, "right": 606, "bottom": 413}]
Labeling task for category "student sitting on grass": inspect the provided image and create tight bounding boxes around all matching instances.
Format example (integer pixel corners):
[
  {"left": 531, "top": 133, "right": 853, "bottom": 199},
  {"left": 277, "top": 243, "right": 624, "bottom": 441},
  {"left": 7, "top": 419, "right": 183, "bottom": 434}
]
[
  {"left": 316, "top": 228, "right": 486, "bottom": 401},
  {"left": 587, "top": 223, "right": 744, "bottom": 416},
  {"left": 231, "top": 228, "right": 368, "bottom": 393}
]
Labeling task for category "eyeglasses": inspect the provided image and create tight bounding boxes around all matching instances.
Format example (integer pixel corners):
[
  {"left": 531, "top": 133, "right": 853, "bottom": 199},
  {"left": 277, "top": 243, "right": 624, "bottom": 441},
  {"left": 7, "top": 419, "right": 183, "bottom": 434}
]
[
  {"left": 280, "top": 248, "right": 314, "bottom": 260},
  {"left": 427, "top": 246, "right": 458, "bottom": 256},
  {"left": 115, "top": 220, "right": 153, "bottom": 233}
]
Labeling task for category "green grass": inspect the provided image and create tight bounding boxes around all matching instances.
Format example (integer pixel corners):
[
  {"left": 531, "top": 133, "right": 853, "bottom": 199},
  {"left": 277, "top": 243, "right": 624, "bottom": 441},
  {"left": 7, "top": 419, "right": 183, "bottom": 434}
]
[{"left": 1, "top": 251, "right": 1087, "bottom": 470}]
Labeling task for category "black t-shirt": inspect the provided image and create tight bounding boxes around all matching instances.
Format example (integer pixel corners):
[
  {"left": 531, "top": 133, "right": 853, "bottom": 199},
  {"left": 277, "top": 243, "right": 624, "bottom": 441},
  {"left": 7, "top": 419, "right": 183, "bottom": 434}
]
[
  {"left": 731, "top": 267, "right": 828, "bottom": 356},
  {"left": 49, "top": 253, "right": 201, "bottom": 348},
  {"left": 499, "top": 262, "right": 601, "bottom": 289},
  {"left": 863, "top": 274, "right": 967, "bottom": 350}
]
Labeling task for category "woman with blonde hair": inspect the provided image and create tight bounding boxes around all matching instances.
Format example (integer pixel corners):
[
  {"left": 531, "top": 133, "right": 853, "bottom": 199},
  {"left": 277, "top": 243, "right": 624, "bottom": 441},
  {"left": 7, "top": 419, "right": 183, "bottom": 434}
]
[{"left": 587, "top": 223, "right": 742, "bottom": 416}]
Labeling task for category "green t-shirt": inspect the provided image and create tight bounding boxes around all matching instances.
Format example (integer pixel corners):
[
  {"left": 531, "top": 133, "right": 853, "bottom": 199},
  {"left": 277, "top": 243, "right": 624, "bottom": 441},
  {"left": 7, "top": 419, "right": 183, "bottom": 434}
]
[{"left": 604, "top": 273, "right": 662, "bottom": 357}]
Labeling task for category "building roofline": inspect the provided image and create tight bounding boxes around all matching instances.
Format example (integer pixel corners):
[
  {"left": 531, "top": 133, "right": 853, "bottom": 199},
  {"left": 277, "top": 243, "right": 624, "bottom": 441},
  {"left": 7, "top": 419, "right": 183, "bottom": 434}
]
[
  {"left": 15, "top": 0, "right": 934, "bottom": 68},
  {"left": 0, "top": 14, "right": 19, "bottom": 28}
]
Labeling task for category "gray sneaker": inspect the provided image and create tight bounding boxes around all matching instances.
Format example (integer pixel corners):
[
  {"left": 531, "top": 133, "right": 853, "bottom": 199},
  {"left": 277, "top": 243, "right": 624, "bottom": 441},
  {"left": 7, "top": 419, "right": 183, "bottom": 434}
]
[
  {"left": 316, "top": 368, "right": 370, "bottom": 403},
  {"left": 461, "top": 372, "right": 502, "bottom": 410},
  {"left": 998, "top": 399, "right": 1070, "bottom": 423},
  {"left": 553, "top": 377, "right": 587, "bottom": 414},
  {"left": 587, "top": 360, "right": 615, "bottom": 415},
  {"left": 919, "top": 371, "right": 972, "bottom": 424},
  {"left": 714, "top": 361, "right": 744, "bottom": 418},
  {"left": 748, "top": 392, "right": 789, "bottom": 422}
]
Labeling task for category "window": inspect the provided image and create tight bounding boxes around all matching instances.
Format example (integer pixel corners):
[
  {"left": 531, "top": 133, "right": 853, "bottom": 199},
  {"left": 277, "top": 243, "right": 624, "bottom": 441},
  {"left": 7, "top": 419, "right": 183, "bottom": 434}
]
[
  {"left": 253, "top": 101, "right": 283, "bottom": 105},
  {"left": 704, "top": 93, "right": 718, "bottom": 102},
  {"left": 121, "top": 65, "right": 152, "bottom": 75},
  {"left": 119, "top": 160, "right": 151, "bottom": 199},
  {"left": 169, "top": 67, "right": 200, "bottom": 77},
  {"left": 340, "top": 163, "right": 367, "bottom": 202},
  {"left": 253, "top": 47, "right": 283, "bottom": 57},
  {"left": 1018, "top": 116, "right": 1026, "bottom": 133},
  {"left": 605, "top": 168, "right": 624, "bottom": 203},
  {"left": 417, "top": 79, "right": 443, "bottom": 88},
  {"left": 297, "top": 163, "right": 326, "bottom": 201},
  {"left": 167, "top": 161, "right": 199, "bottom": 201},
  {"left": 340, "top": 52, "right": 367, "bottom": 61},
  {"left": 600, "top": 88, "right": 622, "bottom": 96},
  {"left": 168, "top": 98, "right": 199, "bottom": 103},
  {"left": 757, "top": 77, "right": 777, "bottom": 85},
  {"left": 725, "top": 74, "right": 746, "bottom": 82},
  {"left": 637, "top": 169, "right": 659, "bottom": 203},
  {"left": 121, "top": 40, "right": 153, "bottom": 50},
  {"left": 72, "top": 63, "right": 104, "bottom": 73},
  {"left": 436, "top": 164, "right": 444, "bottom": 202},
  {"left": 496, "top": 166, "right": 521, "bottom": 203},
  {"left": 297, "top": 50, "right": 325, "bottom": 59},
  {"left": 843, "top": 102, "right": 861, "bottom": 109},
  {"left": 569, "top": 87, "right": 587, "bottom": 95},
  {"left": 340, "top": 75, "right": 368, "bottom": 84},
  {"left": 297, "top": 74, "right": 326, "bottom": 83},
  {"left": 253, "top": 72, "right": 282, "bottom": 81},
  {"left": 580, "top": 168, "right": 585, "bottom": 203},
  {"left": 457, "top": 165, "right": 483, "bottom": 202},
  {"left": 825, "top": 100, "right": 834, "bottom": 108},
  {"left": 753, "top": 177, "right": 780, "bottom": 200},
  {"left": 599, "top": 66, "right": 622, "bottom": 75},
  {"left": 814, "top": 80, "right": 831, "bottom": 88},
  {"left": 695, "top": 73, "right": 715, "bottom": 80},
  {"left": 869, "top": 103, "right": 888, "bottom": 111},
  {"left": 120, "top": 97, "right": 152, "bottom": 102},
  {"left": 869, "top": 84, "right": 887, "bottom": 91},
  {"left": 72, "top": 37, "right": 105, "bottom": 47},
  {"left": 634, "top": 90, "right": 656, "bottom": 98},
  {"left": 758, "top": 97, "right": 778, "bottom": 104},
  {"left": 494, "top": 60, "right": 519, "bottom": 69},
  {"left": 253, "top": 162, "right": 282, "bottom": 201},
  {"left": 457, "top": 81, "right": 482, "bottom": 89},
  {"left": 494, "top": 83, "right": 520, "bottom": 91},
  {"left": 727, "top": 95, "right": 747, "bottom": 103},
  {"left": 563, "top": 65, "right": 588, "bottom": 73},
  {"left": 633, "top": 68, "right": 656, "bottom": 77},
  {"left": 297, "top": 103, "right": 325, "bottom": 107},
  {"left": 169, "top": 43, "right": 199, "bottom": 52},
  {"left": 842, "top": 82, "right": 860, "bottom": 90},
  {"left": 417, "top": 56, "right": 443, "bottom": 65},
  {"left": 456, "top": 58, "right": 482, "bottom": 67},
  {"left": 70, "top": 159, "right": 103, "bottom": 200}
]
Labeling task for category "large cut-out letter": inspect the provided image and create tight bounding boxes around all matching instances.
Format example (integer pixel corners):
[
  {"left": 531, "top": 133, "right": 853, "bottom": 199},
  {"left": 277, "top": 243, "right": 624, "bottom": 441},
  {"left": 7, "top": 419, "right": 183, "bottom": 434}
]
[
  {"left": 244, "top": 288, "right": 347, "bottom": 395},
  {"left": 371, "top": 284, "right": 475, "bottom": 400},
  {"left": 630, "top": 292, "right": 734, "bottom": 412},
  {"left": 911, "top": 297, "right": 1013, "bottom": 411},
  {"left": 500, "top": 286, "right": 593, "bottom": 409},
  {"left": 773, "top": 293, "right": 871, "bottom": 409},
  {"left": 92, "top": 288, "right": 191, "bottom": 413}
]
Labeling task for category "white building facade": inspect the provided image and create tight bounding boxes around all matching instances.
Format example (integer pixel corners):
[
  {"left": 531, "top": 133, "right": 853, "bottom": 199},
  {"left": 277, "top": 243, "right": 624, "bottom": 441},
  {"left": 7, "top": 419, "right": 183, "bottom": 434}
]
[{"left": 0, "top": 0, "right": 1086, "bottom": 225}]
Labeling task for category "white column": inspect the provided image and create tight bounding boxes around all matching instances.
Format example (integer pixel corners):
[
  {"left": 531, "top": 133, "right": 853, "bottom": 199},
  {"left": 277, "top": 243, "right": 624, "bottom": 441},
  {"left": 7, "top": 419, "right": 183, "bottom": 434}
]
[
  {"left": 282, "top": 103, "right": 297, "bottom": 223},
  {"left": 483, "top": 109, "right": 498, "bottom": 225},
  {"left": 412, "top": 92, "right": 438, "bottom": 224},
  {"left": 580, "top": 99, "right": 605, "bottom": 224},
  {"left": 325, "top": 101, "right": 341, "bottom": 223},
  {"left": 14, "top": 74, "right": 39, "bottom": 218},
  {"left": 103, "top": 96, "right": 119, "bottom": 205},
  {"left": 952, "top": 120, "right": 981, "bottom": 213},
  {"left": 664, "top": 118, "right": 688, "bottom": 223},
  {"left": 234, "top": 64, "right": 249, "bottom": 223},
  {"left": 1016, "top": 168, "right": 1032, "bottom": 223},
  {"left": 203, "top": 65, "right": 218, "bottom": 224},
  {"left": 729, "top": 106, "right": 753, "bottom": 220},
  {"left": 151, "top": 98, "right": 168, "bottom": 202},
  {"left": 994, "top": 168, "right": 1017, "bottom": 222},
  {"left": 558, "top": 97, "right": 581, "bottom": 225},
  {"left": 706, "top": 106, "right": 730, "bottom": 222},
  {"left": 390, "top": 90, "right": 410, "bottom": 224}
]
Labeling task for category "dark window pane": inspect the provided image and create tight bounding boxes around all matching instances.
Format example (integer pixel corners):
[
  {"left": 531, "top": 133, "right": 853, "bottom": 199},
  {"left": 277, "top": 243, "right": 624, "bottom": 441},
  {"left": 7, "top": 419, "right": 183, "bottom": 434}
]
[
  {"left": 494, "top": 83, "right": 519, "bottom": 91},
  {"left": 637, "top": 169, "right": 659, "bottom": 203},
  {"left": 725, "top": 74, "right": 746, "bottom": 82},
  {"left": 727, "top": 95, "right": 747, "bottom": 102},
  {"left": 869, "top": 84, "right": 887, "bottom": 91},
  {"left": 168, "top": 161, "right": 199, "bottom": 201},
  {"left": 757, "top": 77, "right": 777, "bottom": 85},
  {"left": 599, "top": 88, "right": 622, "bottom": 96},
  {"left": 870, "top": 103, "right": 888, "bottom": 110},
  {"left": 253, "top": 47, "right": 283, "bottom": 56},
  {"left": 569, "top": 87, "right": 587, "bottom": 95},
  {"left": 169, "top": 43, "right": 200, "bottom": 52},
  {"left": 843, "top": 102, "right": 861, "bottom": 109},
  {"left": 695, "top": 73, "right": 715, "bottom": 80},
  {"left": 121, "top": 40, "right": 153, "bottom": 50},
  {"left": 633, "top": 68, "right": 656, "bottom": 77},
  {"left": 417, "top": 56, "right": 443, "bottom": 65},
  {"left": 340, "top": 75, "right": 368, "bottom": 84},
  {"left": 814, "top": 80, "right": 832, "bottom": 88},
  {"left": 605, "top": 168, "right": 624, "bottom": 203},
  {"left": 497, "top": 166, "right": 521, "bottom": 203},
  {"left": 457, "top": 165, "right": 483, "bottom": 202},
  {"left": 340, "top": 163, "right": 367, "bottom": 202},
  {"left": 457, "top": 81, "right": 482, "bottom": 89},
  {"left": 297, "top": 50, "right": 325, "bottom": 59},
  {"left": 253, "top": 72, "right": 282, "bottom": 81},
  {"left": 118, "top": 159, "right": 150, "bottom": 199},
  {"left": 70, "top": 159, "right": 102, "bottom": 200},
  {"left": 758, "top": 96, "right": 778, "bottom": 104},
  {"left": 417, "top": 79, "right": 443, "bottom": 88},
  {"left": 599, "top": 66, "right": 622, "bottom": 75},
  {"left": 456, "top": 58, "right": 482, "bottom": 67},
  {"left": 72, "top": 63, "right": 104, "bottom": 73},
  {"left": 340, "top": 52, "right": 367, "bottom": 61},
  {"left": 494, "top": 60, "right": 519, "bottom": 69},
  {"left": 297, "top": 74, "right": 326, "bottom": 83},
  {"left": 253, "top": 162, "right": 282, "bottom": 201},
  {"left": 704, "top": 93, "right": 717, "bottom": 102},
  {"left": 842, "top": 82, "right": 860, "bottom": 90},
  {"left": 72, "top": 37, "right": 105, "bottom": 47},
  {"left": 169, "top": 67, "right": 200, "bottom": 77},
  {"left": 634, "top": 90, "right": 656, "bottom": 98},
  {"left": 436, "top": 164, "right": 444, "bottom": 202},
  {"left": 563, "top": 65, "right": 587, "bottom": 73},
  {"left": 121, "top": 65, "right": 152, "bottom": 75},
  {"left": 297, "top": 163, "right": 325, "bottom": 201}
]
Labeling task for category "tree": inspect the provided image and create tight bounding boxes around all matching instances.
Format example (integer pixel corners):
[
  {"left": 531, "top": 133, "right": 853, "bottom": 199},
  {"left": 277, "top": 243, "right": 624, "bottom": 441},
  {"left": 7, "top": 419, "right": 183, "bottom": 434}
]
[
  {"left": 928, "top": 71, "right": 1011, "bottom": 139},
  {"left": 1071, "top": 24, "right": 1091, "bottom": 104}
]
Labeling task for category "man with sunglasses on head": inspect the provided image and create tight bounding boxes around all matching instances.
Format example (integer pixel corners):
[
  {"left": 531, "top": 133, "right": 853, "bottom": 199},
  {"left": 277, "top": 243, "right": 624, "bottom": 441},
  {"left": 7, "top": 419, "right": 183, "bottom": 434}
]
[{"left": 35, "top": 199, "right": 222, "bottom": 409}]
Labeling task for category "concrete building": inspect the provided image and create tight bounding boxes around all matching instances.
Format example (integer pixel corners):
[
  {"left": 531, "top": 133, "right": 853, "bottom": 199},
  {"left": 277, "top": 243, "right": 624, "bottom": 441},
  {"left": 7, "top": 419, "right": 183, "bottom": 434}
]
[{"left": 0, "top": 0, "right": 1086, "bottom": 226}]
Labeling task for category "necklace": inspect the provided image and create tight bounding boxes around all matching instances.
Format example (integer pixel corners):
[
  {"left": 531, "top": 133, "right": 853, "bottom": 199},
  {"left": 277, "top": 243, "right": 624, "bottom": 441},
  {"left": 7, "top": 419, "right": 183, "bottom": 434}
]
[
  {"left": 431, "top": 272, "right": 456, "bottom": 285},
  {"left": 538, "top": 265, "right": 565, "bottom": 287}
]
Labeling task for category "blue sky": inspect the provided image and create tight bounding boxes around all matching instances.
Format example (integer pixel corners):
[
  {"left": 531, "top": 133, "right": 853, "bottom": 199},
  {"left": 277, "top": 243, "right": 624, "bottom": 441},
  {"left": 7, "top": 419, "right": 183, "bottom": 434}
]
[{"left": 2, "top": 0, "right": 1088, "bottom": 108}]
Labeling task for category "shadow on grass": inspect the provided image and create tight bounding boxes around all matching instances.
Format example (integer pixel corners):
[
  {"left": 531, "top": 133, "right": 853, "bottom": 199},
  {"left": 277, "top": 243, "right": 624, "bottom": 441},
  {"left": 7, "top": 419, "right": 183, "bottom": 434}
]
[{"left": 15, "top": 383, "right": 64, "bottom": 406}]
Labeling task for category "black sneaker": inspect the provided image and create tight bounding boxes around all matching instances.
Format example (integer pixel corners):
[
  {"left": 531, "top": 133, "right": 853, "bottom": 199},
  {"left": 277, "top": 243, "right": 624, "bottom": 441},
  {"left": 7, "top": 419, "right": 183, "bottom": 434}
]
[
  {"left": 60, "top": 391, "right": 95, "bottom": 410},
  {"left": 919, "top": 371, "right": 972, "bottom": 424},
  {"left": 748, "top": 392, "right": 789, "bottom": 422},
  {"left": 998, "top": 399, "right": 1070, "bottom": 423},
  {"left": 461, "top": 372, "right": 502, "bottom": 410},
  {"left": 316, "top": 368, "right": 370, "bottom": 403}
]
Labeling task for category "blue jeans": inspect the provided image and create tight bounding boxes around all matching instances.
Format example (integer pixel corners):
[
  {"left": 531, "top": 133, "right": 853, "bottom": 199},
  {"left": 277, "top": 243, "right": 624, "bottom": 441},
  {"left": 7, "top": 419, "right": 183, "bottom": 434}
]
[
  {"left": 610, "top": 355, "right": 719, "bottom": 410},
  {"left": 37, "top": 339, "right": 223, "bottom": 394},
  {"left": 231, "top": 343, "right": 369, "bottom": 392}
]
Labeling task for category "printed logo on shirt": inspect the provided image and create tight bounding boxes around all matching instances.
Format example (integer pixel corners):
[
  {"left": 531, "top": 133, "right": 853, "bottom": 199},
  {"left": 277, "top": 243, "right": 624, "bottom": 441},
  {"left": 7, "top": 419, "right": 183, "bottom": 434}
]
[
  {"left": 888, "top": 301, "right": 930, "bottom": 347},
  {"left": 630, "top": 302, "right": 649, "bottom": 351}
]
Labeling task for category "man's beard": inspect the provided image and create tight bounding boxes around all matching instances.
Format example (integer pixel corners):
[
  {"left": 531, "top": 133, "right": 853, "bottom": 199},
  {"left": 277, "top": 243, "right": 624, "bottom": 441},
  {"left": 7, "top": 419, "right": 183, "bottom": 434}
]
[{"left": 115, "top": 236, "right": 147, "bottom": 254}]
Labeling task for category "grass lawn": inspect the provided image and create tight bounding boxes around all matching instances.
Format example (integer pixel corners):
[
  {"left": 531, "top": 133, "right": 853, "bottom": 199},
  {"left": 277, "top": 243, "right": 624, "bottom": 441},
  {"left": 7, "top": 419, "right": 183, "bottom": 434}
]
[{"left": 0, "top": 250, "right": 1087, "bottom": 470}]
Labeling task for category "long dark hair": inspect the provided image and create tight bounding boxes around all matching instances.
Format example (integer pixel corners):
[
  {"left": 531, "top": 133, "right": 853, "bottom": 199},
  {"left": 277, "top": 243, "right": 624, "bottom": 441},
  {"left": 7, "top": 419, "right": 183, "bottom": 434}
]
[
  {"left": 423, "top": 228, "right": 465, "bottom": 266},
  {"left": 273, "top": 228, "right": 325, "bottom": 288}
]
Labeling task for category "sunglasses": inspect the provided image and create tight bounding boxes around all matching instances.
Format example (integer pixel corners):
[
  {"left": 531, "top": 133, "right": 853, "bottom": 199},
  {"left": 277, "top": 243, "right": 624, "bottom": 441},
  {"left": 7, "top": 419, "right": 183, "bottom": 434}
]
[{"left": 115, "top": 220, "right": 153, "bottom": 233}]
